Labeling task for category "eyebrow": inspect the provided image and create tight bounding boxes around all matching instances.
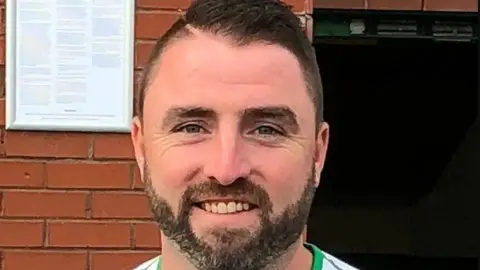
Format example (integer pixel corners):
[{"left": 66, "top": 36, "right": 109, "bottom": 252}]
[
  {"left": 242, "top": 106, "right": 299, "bottom": 133},
  {"left": 160, "top": 105, "right": 299, "bottom": 133},
  {"left": 161, "top": 106, "right": 216, "bottom": 129}
]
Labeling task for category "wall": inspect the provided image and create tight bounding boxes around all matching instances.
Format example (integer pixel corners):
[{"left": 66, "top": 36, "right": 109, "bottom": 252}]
[{"left": 0, "top": 1, "right": 313, "bottom": 269}]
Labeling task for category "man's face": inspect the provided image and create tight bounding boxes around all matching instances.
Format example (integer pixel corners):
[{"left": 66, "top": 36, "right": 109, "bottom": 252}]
[{"left": 131, "top": 32, "right": 329, "bottom": 270}]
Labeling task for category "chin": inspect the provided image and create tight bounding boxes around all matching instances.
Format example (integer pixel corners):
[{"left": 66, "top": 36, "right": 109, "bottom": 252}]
[{"left": 194, "top": 226, "right": 255, "bottom": 247}]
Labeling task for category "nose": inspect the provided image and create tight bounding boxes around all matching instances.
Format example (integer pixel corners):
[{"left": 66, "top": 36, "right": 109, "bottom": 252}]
[{"left": 202, "top": 131, "right": 251, "bottom": 185}]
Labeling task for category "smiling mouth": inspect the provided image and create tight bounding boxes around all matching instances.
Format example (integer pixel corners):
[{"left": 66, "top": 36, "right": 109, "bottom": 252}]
[{"left": 194, "top": 201, "right": 258, "bottom": 214}]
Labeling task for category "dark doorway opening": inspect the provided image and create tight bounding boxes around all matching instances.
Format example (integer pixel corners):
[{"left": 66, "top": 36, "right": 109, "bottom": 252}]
[
  {"left": 307, "top": 37, "right": 477, "bottom": 269},
  {"left": 315, "top": 38, "right": 477, "bottom": 206}
]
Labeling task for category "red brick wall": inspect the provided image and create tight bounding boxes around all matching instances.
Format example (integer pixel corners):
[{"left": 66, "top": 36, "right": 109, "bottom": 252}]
[{"left": 0, "top": 1, "right": 312, "bottom": 269}]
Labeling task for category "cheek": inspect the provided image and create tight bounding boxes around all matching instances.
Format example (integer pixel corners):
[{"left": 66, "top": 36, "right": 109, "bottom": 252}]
[
  {"left": 251, "top": 150, "right": 311, "bottom": 213},
  {"left": 145, "top": 140, "right": 205, "bottom": 185},
  {"left": 144, "top": 143, "right": 205, "bottom": 212}
]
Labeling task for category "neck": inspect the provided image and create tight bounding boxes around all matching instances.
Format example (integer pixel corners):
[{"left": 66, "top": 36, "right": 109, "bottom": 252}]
[
  {"left": 160, "top": 234, "right": 313, "bottom": 270},
  {"left": 267, "top": 239, "right": 313, "bottom": 270},
  {"left": 160, "top": 235, "right": 197, "bottom": 270}
]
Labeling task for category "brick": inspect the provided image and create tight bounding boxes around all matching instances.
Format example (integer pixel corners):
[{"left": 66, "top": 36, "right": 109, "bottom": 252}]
[
  {"left": 2, "top": 190, "right": 87, "bottom": 218},
  {"left": 92, "top": 134, "right": 135, "bottom": 159},
  {"left": 3, "top": 132, "right": 90, "bottom": 158},
  {"left": 137, "top": 0, "right": 192, "bottom": 10},
  {"left": 0, "top": 66, "right": 5, "bottom": 97},
  {"left": 91, "top": 192, "right": 152, "bottom": 219},
  {"left": 0, "top": 36, "right": 4, "bottom": 65},
  {"left": 47, "top": 221, "right": 131, "bottom": 247},
  {"left": 132, "top": 222, "right": 161, "bottom": 248},
  {"left": 0, "top": 98, "right": 4, "bottom": 126},
  {"left": 136, "top": 11, "right": 181, "bottom": 40},
  {"left": 367, "top": 0, "right": 422, "bottom": 10},
  {"left": 91, "top": 251, "right": 159, "bottom": 270},
  {"left": 314, "top": 0, "right": 365, "bottom": 9},
  {"left": 286, "top": 0, "right": 311, "bottom": 12},
  {"left": 423, "top": 0, "right": 477, "bottom": 11},
  {"left": 46, "top": 162, "right": 131, "bottom": 189},
  {"left": 0, "top": 220, "right": 44, "bottom": 247},
  {"left": 133, "top": 165, "right": 145, "bottom": 189},
  {"left": 0, "top": 129, "right": 5, "bottom": 156},
  {"left": 0, "top": 6, "right": 4, "bottom": 35},
  {"left": 135, "top": 41, "right": 155, "bottom": 68},
  {"left": 3, "top": 250, "right": 87, "bottom": 270},
  {"left": 0, "top": 161, "right": 44, "bottom": 188},
  {"left": 304, "top": 0, "right": 314, "bottom": 13}
]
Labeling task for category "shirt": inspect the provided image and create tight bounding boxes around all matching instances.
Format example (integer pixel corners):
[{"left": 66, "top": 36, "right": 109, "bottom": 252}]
[{"left": 133, "top": 242, "right": 358, "bottom": 270}]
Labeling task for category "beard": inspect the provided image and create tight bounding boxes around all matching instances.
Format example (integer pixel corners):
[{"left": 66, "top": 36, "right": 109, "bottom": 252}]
[{"left": 143, "top": 163, "right": 316, "bottom": 270}]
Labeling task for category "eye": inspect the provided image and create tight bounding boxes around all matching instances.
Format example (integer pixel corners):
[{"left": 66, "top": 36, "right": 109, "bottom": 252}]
[
  {"left": 175, "top": 124, "right": 207, "bottom": 134},
  {"left": 252, "top": 125, "right": 283, "bottom": 136}
]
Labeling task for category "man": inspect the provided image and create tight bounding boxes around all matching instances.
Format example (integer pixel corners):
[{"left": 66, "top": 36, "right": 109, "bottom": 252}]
[{"left": 131, "top": 0, "right": 357, "bottom": 269}]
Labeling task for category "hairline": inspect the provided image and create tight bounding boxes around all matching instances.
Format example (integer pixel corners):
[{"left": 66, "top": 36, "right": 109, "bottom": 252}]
[{"left": 137, "top": 24, "right": 321, "bottom": 129}]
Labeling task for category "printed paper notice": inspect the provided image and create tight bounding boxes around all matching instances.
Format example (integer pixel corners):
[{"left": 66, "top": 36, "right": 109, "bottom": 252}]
[{"left": 12, "top": 0, "right": 133, "bottom": 131}]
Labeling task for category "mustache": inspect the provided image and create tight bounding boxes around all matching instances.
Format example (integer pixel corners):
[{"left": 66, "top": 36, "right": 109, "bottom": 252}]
[{"left": 182, "top": 178, "right": 272, "bottom": 209}]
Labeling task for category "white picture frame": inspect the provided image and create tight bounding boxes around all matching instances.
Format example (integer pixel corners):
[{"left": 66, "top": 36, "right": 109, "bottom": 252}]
[{"left": 5, "top": 0, "right": 135, "bottom": 133}]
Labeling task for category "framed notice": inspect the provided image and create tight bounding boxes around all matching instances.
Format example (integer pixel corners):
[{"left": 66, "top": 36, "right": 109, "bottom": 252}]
[{"left": 5, "top": 0, "right": 135, "bottom": 132}]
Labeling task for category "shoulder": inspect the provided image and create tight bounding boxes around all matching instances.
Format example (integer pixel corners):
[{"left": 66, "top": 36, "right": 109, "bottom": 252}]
[
  {"left": 132, "top": 256, "right": 160, "bottom": 270},
  {"left": 321, "top": 251, "right": 359, "bottom": 270}
]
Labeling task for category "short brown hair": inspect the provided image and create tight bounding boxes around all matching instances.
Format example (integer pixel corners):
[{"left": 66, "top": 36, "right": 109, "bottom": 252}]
[{"left": 135, "top": 0, "right": 323, "bottom": 124}]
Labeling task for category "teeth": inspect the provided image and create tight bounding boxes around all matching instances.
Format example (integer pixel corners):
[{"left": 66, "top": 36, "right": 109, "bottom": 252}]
[
  {"left": 227, "top": 202, "right": 236, "bottom": 213},
  {"left": 201, "top": 201, "right": 253, "bottom": 214},
  {"left": 236, "top": 202, "right": 243, "bottom": 211},
  {"left": 217, "top": 202, "right": 227, "bottom": 214}
]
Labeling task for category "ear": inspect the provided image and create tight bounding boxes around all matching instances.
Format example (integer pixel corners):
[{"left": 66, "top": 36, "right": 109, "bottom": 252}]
[
  {"left": 313, "top": 122, "right": 329, "bottom": 187},
  {"left": 131, "top": 116, "right": 146, "bottom": 182}
]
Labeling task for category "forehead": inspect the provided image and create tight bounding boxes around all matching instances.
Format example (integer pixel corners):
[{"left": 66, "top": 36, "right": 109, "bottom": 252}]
[{"left": 144, "top": 32, "right": 314, "bottom": 120}]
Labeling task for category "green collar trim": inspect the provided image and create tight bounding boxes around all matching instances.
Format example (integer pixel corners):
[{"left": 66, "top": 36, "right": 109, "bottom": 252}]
[{"left": 304, "top": 242, "right": 324, "bottom": 270}]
